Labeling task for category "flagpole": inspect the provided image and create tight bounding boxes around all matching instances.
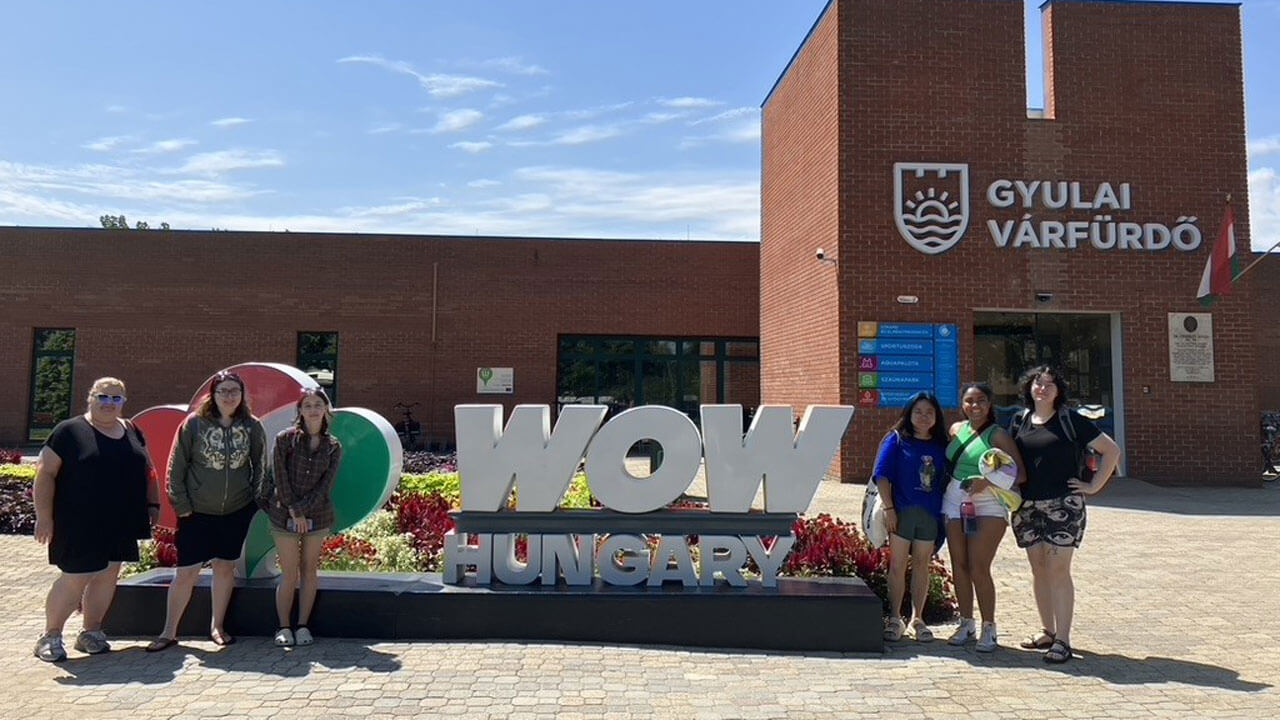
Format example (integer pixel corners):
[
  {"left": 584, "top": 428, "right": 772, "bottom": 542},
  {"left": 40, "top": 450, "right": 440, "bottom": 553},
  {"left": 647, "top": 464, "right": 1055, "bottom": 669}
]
[{"left": 1231, "top": 237, "right": 1280, "bottom": 282}]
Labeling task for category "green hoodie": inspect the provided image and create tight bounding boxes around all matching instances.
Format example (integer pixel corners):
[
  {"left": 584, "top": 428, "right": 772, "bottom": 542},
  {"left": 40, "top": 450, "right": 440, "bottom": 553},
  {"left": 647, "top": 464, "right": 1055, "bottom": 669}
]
[{"left": 167, "top": 414, "right": 266, "bottom": 516}]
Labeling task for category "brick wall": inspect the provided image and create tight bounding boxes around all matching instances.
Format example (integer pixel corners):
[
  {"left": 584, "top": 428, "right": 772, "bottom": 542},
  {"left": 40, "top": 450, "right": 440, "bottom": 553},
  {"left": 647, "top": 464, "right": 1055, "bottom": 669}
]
[
  {"left": 765, "top": 0, "right": 1258, "bottom": 485},
  {"left": 1, "top": 228, "right": 759, "bottom": 447},
  {"left": 760, "top": 2, "right": 844, "bottom": 475}
]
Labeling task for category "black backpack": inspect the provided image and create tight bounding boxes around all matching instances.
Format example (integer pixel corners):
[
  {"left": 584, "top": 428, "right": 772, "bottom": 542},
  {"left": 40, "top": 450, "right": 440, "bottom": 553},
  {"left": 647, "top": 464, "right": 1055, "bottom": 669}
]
[{"left": 1010, "top": 405, "right": 1096, "bottom": 481}]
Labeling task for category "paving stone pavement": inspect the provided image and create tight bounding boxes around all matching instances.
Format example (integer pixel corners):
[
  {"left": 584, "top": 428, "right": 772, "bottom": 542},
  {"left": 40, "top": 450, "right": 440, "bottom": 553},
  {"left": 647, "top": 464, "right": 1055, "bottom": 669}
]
[{"left": 3, "top": 476, "right": 1278, "bottom": 719}]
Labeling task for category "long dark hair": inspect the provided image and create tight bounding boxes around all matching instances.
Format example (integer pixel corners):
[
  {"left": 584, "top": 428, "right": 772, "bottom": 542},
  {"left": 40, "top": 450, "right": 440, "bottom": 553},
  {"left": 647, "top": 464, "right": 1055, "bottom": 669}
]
[
  {"left": 197, "top": 371, "right": 254, "bottom": 422},
  {"left": 887, "top": 391, "right": 948, "bottom": 446},
  {"left": 294, "top": 387, "right": 334, "bottom": 435},
  {"left": 1018, "top": 364, "right": 1070, "bottom": 411},
  {"left": 958, "top": 382, "right": 997, "bottom": 428}
]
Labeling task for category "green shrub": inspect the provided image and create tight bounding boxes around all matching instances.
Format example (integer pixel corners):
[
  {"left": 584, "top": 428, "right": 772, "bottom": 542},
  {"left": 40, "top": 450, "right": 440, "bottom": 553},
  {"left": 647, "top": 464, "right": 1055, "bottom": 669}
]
[
  {"left": 343, "top": 509, "right": 425, "bottom": 572},
  {"left": 398, "top": 472, "right": 461, "bottom": 501},
  {"left": 0, "top": 465, "right": 36, "bottom": 482}
]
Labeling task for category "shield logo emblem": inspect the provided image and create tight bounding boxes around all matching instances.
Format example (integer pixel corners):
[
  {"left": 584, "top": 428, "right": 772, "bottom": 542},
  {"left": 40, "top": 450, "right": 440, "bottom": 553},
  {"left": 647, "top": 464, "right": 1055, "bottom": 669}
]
[{"left": 894, "top": 163, "right": 970, "bottom": 255}]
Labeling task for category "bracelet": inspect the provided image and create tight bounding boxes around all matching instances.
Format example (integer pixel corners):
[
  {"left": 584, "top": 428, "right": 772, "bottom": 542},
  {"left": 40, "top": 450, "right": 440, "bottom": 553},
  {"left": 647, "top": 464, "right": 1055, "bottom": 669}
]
[{"left": 883, "top": 506, "right": 895, "bottom": 512}]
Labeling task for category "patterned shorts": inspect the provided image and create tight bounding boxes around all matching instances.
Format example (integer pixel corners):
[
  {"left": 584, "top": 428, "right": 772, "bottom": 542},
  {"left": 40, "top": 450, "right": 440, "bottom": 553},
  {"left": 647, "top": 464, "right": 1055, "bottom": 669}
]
[{"left": 1012, "top": 494, "right": 1087, "bottom": 549}]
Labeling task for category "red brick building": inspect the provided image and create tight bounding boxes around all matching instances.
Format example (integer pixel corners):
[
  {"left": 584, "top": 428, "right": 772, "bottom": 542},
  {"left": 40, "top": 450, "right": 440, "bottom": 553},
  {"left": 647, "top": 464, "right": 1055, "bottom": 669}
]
[
  {"left": 762, "top": 0, "right": 1267, "bottom": 485},
  {"left": 2, "top": 228, "right": 759, "bottom": 449}
]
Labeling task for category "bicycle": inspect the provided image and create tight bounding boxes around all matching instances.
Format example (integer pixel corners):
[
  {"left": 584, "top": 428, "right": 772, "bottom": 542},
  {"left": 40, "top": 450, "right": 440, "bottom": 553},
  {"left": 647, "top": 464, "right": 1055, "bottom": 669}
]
[
  {"left": 394, "top": 402, "right": 424, "bottom": 451},
  {"left": 1262, "top": 411, "right": 1280, "bottom": 479}
]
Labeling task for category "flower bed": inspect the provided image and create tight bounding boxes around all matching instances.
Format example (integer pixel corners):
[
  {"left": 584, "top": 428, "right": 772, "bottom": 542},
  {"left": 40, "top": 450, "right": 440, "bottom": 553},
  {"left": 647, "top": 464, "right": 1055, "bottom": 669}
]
[{"left": 4, "top": 453, "right": 956, "bottom": 619}]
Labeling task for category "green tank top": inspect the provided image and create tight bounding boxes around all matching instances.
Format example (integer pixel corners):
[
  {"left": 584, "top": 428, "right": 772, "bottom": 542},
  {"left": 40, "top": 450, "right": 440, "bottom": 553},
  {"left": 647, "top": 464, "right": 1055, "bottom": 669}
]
[{"left": 946, "top": 423, "right": 996, "bottom": 481}]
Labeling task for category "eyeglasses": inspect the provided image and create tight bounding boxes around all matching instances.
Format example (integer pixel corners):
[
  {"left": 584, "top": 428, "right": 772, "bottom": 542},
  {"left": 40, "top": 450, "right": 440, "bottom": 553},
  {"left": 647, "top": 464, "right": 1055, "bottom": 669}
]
[
  {"left": 214, "top": 388, "right": 243, "bottom": 397},
  {"left": 95, "top": 394, "right": 127, "bottom": 405}
]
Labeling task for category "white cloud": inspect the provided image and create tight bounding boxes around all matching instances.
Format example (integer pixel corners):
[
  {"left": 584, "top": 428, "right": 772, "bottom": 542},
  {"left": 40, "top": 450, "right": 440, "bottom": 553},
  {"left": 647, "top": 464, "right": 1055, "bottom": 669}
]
[
  {"left": 105, "top": 104, "right": 127, "bottom": 113},
  {"left": 496, "top": 114, "right": 547, "bottom": 132},
  {"left": 368, "top": 122, "right": 404, "bottom": 135},
  {"left": 0, "top": 159, "right": 262, "bottom": 214},
  {"left": 431, "top": 109, "right": 484, "bottom": 134},
  {"left": 1249, "top": 136, "right": 1280, "bottom": 160},
  {"left": 688, "top": 106, "right": 757, "bottom": 126},
  {"left": 177, "top": 149, "right": 285, "bottom": 176},
  {"left": 338, "top": 55, "right": 501, "bottom": 98},
  {"left": 450, "top": 141, "right": 493, "bottom": 153},
  {"left": 468, "top": 179, "right": 501, "bottom": 188},
  {"left": 642, "top": 112, "right": 686, "bottom": 124},
  {"left": 657, "top": 96, "right": 721, "bottom": 109},
  {"left": 1249, "top": 166, "right": 1280, "bottom": 252},
  {"left": 679, "top": 118, "right": 760, "bottom": 149},
  {"left": 133, "top": 138, "right": 197, "bottom": 155},
  {"left": 83, "top": 135, "right": 133, "bottom": 152},
  {"left": 551, "top": 125, "right": 621, "bottom": 145},
  {"left": 479, "top": 56, "right": 548, "bottom": 75},
  {"left": 563, "top": 101, "right": 633, "bottom": 120},
  {"left": 211, "top": 117, "right": 253, "bottom": 128}
]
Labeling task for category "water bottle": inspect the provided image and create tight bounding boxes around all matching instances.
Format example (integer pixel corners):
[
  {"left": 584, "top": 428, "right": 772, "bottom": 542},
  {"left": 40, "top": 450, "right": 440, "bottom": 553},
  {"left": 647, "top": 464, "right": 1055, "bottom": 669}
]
[
  {"left": 961, "top": 500, "right": 977, "bottom": 535},
  {"left": 919, "top": 456, "right": 935, "bottom": 491}
]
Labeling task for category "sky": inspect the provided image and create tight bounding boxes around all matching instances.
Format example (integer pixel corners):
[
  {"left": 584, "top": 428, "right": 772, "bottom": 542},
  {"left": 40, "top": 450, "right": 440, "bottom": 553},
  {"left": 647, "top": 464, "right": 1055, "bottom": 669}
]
[{"left": 1, "top": 0, "right": 1276, "bottom": 251}]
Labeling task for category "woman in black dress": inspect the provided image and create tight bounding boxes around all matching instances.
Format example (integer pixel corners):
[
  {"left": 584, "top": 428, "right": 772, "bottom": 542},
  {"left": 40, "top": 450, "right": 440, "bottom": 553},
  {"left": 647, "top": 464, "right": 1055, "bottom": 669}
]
[{"left": 32, "top": 377, "right": 158, "bottom": 662}]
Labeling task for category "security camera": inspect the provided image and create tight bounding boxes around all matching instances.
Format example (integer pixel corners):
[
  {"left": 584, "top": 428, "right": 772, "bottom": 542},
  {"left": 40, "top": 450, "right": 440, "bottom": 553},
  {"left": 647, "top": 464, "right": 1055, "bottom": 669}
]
[
  {"left": 1035, "top": 292, "right": 1053, "bottom": 304},
  {"left": 816, "top": 248, "right": 826, "bottom": 260}
]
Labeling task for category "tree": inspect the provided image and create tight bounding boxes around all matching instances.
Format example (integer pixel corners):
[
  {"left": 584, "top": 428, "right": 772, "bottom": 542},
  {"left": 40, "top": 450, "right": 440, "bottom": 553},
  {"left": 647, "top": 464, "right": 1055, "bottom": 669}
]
[{"left": 99, "top": 214, "right": 170, "bottom": 230}]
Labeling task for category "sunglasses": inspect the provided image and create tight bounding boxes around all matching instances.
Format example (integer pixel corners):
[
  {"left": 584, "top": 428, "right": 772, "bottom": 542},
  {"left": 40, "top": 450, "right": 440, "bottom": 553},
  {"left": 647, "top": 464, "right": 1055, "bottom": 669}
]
[
  {"left": 95, "top": 394, "right": 127, "bottom": 405},
  {"left": 214, "top": 388, "right": 243, "bottom": 397}
]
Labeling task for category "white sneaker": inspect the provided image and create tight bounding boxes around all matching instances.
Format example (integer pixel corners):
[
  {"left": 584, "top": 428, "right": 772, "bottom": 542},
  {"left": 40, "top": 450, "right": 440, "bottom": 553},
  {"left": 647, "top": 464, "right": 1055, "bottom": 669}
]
[
  {"left": 976, "top": 621, "right": 998, "bottom": 652},
  {"left": 34, "top": 632, "right": 66, "bottom": 662},
  {"left": 947, "top": 618, "right": 976, "bottom": 646},
  {"left": 273, "top": 628, "right": 294, "bottom": 647},
  {"left": 74, "top": 629, "right": 110, "bottom": 655},
  {"left": 909, "top": 618, "right": 934, "bottom": 642}
]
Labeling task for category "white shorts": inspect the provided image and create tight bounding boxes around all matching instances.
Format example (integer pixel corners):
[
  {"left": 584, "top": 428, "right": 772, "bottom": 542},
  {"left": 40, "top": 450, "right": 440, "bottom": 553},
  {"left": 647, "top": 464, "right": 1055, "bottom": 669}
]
[{"left": 942, "top": 478, "right": 1010, "bottom": 520}]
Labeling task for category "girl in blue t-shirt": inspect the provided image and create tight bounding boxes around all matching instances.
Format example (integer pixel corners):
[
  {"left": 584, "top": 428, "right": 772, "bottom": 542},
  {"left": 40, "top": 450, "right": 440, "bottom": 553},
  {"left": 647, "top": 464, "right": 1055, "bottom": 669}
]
[{"left": 873, "top": 391, "right": 949, "bottom": 642}]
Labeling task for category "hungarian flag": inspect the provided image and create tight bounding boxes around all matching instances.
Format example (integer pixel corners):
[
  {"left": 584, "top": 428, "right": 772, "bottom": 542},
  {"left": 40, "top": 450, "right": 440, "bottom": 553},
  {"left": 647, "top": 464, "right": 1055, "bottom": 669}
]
[{"left": 1196, "top": 204, "right": 1238, "bottom": 305}]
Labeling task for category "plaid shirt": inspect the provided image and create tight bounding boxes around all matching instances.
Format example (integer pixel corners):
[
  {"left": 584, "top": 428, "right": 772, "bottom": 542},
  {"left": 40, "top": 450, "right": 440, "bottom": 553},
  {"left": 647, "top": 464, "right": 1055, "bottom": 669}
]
[{"left": 267, "top": 427, "right": 342, "bottom": 531}]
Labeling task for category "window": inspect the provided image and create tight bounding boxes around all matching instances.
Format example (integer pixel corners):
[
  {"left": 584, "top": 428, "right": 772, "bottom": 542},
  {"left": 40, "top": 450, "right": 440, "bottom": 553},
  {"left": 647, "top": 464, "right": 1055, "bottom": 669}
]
[
  {"left": 297, "top": 332, "right": 339, "bottom": 404},
  {"left": 557, "top": 335, "right": 759, "bottom": 421},
  {"left": 28, "top": 329, "right": 76, "bottom": 442}
]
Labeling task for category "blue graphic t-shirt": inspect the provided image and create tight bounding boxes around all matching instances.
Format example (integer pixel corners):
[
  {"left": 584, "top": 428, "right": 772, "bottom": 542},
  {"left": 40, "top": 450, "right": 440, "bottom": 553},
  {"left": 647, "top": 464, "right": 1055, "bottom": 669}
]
[{"left": 872, "top": 431, "right": 948, "bottom": 516}]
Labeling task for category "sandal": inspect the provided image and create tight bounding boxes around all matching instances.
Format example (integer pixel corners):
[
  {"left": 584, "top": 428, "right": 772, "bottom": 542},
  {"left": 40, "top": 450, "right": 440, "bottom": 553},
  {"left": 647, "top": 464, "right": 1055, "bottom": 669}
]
[
  {"left": 909, "top": 619, "right": 934, "bottom": 643},
  {"left": 883, "top": 616, "right": 906, "bottom": 642},
  {"left": 1019, "top": 629, "right": 1055, "bottom": 650},
  {"left": 145, "top": 637, "right": 178, "bottom": 653},
  {"left": 209, "top": 629, "right": 235, "bottom": 646},
  {"left": 1043, "top": 638, "right": 1072, "bottom": 664}
]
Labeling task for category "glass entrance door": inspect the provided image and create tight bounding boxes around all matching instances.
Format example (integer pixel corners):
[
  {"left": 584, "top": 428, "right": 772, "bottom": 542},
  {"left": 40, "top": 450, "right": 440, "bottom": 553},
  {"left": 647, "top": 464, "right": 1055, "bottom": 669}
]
[{"left": 973, "top": 312, "right": 1115, "bottom": 435}]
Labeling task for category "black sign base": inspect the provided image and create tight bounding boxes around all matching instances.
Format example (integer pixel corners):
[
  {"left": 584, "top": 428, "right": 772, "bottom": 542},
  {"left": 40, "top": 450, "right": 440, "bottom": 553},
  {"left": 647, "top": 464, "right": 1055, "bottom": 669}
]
[{"left": 105, "top": 571, "right": 884, "bottom": 653}]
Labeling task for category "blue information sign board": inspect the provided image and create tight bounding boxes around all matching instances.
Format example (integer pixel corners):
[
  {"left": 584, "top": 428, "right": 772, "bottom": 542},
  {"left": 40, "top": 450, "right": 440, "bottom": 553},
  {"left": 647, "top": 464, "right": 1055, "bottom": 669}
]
[{"left": 857, "top": 322, "right": 959, "bottom": 409}]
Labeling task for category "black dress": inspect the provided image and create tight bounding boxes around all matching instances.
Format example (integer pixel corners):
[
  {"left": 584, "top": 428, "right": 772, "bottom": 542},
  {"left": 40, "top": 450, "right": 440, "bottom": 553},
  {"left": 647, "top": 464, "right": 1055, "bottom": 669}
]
[{"left": 45, "top": 416, "right": 151, "bottom": 573}]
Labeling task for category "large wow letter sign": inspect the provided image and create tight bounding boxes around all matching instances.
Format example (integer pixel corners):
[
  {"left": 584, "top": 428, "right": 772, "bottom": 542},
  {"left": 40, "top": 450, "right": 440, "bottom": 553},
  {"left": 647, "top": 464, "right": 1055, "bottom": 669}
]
[{"left": 448, "top": 404, "right": 853, "bottom": 587}]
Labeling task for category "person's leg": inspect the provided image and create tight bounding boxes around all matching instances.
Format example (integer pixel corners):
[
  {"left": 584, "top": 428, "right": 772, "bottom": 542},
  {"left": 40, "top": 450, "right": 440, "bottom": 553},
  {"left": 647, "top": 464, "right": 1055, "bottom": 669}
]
[
  {"left": 273, "top": 533, "right": 301, "bottom": 628},
  {"left": 296, "top": 532, "right": 327, "bottom": 627},
  {"left": 886, "top": 533, "right": 911, "bottom": 622},
  {"left": 1025, "top": 543, "right": 1056, "bottom": 635},
  {"left": 80, "top": 562, "right": 122, "bottom": 632},
  {"left": 45, "top": 572, "right": 94, "bottom": 635},
  {"left": 907, "top": 539, "right": 933, "bottom": 623},
  {"left": 968, "top": 517, "right": 1007, "bottom": 623},
  {"left": 1042, "top": 545, "right": 1076, "bottom": 645},
  {"left": 158, "top": 564, "right": 202, "bottom": 639},
  {"left": 945, "top": 521, "right": 972, "bottom": 620},
  {"left": 209, "top": 559, "right": 237, "bottom": 639}
]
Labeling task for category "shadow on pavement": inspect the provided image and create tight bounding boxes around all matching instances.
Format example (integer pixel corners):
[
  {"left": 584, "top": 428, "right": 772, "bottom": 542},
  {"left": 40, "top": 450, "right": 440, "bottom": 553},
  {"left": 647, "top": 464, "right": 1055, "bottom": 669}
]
[
  {"left": 885, "top": 643, "right": 1271, "bottom": 692},
  {"left": 1084, "top": 477, "right": 1280, "bottom": 517},
  {"left": 51, "top": 639, "right": 402, "bottom": 686}
]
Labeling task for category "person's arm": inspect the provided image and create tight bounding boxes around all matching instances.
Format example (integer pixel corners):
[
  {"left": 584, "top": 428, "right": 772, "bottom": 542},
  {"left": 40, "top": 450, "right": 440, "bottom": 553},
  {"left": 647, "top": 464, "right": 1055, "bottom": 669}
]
[
  {"left": 871, "top": 433, "right": 898, "bottom": 534},
  {"left": 249, "top": 420, "right": 266, "bottom": 498},
  {"left": 274, "top": 432, "right": 298, "bottom": 511},
  {"left": 32, "top": 446, "right": 62, "bottom": 544},
  {"left": 989, "top": 426, "right": 1027, "bottom": 488},
  {"left": 1069, "top": 433, "right": 1122, "bottom": 496},
  {"left": 130, "top": 422, "right": 161, "bottom": 523},
  {"left": 167, "top": 417, "right": 196, "bottom": 517}
]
